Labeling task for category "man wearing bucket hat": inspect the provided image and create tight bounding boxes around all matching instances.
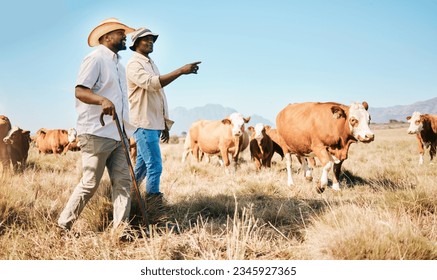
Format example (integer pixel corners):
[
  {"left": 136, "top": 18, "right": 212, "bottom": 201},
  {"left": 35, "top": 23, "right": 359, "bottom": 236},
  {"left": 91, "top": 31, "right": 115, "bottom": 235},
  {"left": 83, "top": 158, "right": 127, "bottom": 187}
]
[
  {"left": 58, "top": 18, "right": 136, "bottom": 234},
  {"left": 126, "top": 26, "right": 200, "bottom": 224}
]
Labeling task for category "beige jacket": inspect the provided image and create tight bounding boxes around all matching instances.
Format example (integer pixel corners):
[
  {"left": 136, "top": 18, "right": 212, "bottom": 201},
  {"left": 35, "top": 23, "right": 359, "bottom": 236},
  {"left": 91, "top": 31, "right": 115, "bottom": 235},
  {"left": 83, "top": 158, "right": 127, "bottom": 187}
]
[{"left": 126, "top": 52, "right": 169, "bottom": 130}]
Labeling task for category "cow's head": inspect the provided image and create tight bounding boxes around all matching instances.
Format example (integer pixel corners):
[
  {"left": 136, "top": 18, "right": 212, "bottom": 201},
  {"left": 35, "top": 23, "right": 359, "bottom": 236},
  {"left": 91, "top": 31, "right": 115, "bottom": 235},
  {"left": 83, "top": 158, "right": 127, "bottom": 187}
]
[
  {"left": 406, "top": 112, "right": 423, "bottom": 134},
  {"left": 348, "top": 102, "right": 374, "bottom": 143},
  {"left": 250, "top": 123, "right": 266, "bottom": 142},
  {"left": 332, "top": 102, "right": 374, "bottom": 143},
  {"left": 222, "top": 113, "right": 250, "bottom": 137},
  {"left": 68, "top": 128, "right": 78, "bottom": 143},
  {"left": 0, "top": 115, "right": 11, "bottom": 127},
  {"left": 3, "top": 126, "right": 31, "bottom": 145}
]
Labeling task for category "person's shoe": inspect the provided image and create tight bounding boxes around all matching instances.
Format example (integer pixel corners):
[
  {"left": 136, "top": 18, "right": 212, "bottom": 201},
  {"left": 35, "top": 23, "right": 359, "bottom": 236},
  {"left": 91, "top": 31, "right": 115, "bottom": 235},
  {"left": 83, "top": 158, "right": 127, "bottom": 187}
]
[{"left": 57, "top": 224, "right": 80, "bottom": 238}]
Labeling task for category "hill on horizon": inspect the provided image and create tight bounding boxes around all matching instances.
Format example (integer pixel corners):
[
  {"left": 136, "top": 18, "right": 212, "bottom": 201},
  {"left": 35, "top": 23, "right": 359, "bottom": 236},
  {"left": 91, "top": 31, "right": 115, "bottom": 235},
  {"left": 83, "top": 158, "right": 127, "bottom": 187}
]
[
  {"left": 169, "top": 104, "right": 273, "bottom": 135},
  {"left": 369, "top": 97, "right": 437, "bottom": 123}
]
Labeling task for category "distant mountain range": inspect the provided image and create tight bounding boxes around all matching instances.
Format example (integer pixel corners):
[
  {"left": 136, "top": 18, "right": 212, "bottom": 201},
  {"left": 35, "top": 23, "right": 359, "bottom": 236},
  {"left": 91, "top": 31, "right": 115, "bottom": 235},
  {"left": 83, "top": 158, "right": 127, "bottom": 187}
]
[
  {"left": 169, "top": 104, "right": 273, "bottom": 135},
  {"left": 369, "top": 97, "right": 437, "bottom": 124},
  {"left": 168, "top": 98, "right": 437, "bottom": 135}
]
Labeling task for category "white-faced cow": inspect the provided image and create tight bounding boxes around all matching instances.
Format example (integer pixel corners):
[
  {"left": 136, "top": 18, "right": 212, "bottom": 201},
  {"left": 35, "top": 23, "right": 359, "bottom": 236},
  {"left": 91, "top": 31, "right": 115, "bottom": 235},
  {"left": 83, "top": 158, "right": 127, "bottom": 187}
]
[
  {"left": 3, "top": 126, "right": 31, "bottom": 172},
  {"left": 248, "top": 123, "right": 274, "bottom": 171},
  {"left": 276, "top": 101, "right": 374, "bottom": 192},
  {"left": 62, "top": 128, "right": 81, "bottom": 154},
  {"left": 0, "top": 115, "right": 12, "bottom": 172},
  {"left": 406, "top": 111, "right": 437, "bottom": 165},
  {"left": 182, "top": 113, "right": 250, "bottom": 172}
]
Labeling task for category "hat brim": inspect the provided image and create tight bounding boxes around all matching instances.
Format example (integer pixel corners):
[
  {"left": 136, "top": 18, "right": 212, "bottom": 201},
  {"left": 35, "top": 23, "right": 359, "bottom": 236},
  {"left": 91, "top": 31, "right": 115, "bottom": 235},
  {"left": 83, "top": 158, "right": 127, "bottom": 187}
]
[
  {"left": 88, "top": 22, "right": 135, "bottom": 47},
  {"left": 129, "top": 32, "right": 159, "bottom": 51}
]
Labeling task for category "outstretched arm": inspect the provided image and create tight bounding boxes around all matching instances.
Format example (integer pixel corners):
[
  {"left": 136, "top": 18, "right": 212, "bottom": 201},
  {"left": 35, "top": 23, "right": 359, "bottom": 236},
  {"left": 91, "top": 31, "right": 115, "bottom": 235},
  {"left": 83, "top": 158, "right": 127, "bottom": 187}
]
[{"left": 159, "top": 61, "right": 201, "bottom": 88}]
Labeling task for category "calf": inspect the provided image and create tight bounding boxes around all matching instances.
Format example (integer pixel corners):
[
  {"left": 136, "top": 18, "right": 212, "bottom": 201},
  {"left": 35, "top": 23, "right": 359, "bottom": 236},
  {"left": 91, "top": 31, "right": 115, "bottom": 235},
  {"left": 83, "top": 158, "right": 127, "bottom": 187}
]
[
  {"left": 3, "top": 126, "right": 31, "bottom": 172},
  {"left": 0, "top": 115, "right": 12, "bottom": 172},
  {"left": 406, "top": 112, "right": 437, "bottom": 165},
  {"left": 249, "top": 123, "right": 274, "bottom": 171}
]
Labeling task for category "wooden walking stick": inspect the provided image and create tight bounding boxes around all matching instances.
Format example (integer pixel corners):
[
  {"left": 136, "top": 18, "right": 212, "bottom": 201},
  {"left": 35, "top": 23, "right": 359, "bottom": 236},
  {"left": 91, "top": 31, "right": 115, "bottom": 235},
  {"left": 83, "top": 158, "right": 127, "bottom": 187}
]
[{"left": 100, "top": 112, "right": 149, "bottom": 228}]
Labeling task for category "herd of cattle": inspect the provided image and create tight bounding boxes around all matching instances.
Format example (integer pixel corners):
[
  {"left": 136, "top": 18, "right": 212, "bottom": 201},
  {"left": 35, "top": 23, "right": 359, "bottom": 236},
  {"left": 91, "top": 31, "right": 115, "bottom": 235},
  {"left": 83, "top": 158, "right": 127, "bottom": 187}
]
[
  {"left": 1, "top": 101, "right": 436, "bottom": 192},
  {"left": 180, "top": 101, "right": 436, "bottom": 192}
]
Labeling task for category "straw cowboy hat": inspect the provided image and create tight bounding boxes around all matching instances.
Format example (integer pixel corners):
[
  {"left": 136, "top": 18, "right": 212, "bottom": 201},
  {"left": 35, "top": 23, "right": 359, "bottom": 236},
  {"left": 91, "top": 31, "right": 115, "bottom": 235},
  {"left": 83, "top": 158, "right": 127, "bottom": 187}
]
[
  {"left": 129, "top": 27, "right": 159, "bottom": 51},
  {"left": 88, "top": 18, "right": 135, "bottom": 47}
]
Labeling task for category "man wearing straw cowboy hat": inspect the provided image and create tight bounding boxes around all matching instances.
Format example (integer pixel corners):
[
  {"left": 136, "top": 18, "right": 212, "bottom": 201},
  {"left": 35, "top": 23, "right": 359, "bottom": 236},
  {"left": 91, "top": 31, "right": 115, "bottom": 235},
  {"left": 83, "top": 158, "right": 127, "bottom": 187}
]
[
  {"left": 58, "top": 18, "right": 136, "bottom": 234},
  {"left": 126, "top": 26, "right": 200, "bottom": 224}
]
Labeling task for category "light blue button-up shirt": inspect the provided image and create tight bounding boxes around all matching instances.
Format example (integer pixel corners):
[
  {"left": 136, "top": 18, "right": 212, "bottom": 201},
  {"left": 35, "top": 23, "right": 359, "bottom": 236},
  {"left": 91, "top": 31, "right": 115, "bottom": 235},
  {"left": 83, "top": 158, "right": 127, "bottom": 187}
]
[{"left": 75, "top": 45, "right": 134, "bottom": 140}]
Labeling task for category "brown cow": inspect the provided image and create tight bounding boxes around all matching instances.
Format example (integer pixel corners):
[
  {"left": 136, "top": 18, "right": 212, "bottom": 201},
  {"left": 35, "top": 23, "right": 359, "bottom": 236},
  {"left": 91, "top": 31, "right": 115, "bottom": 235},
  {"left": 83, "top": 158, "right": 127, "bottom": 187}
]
[
  {"left": 182, "top": 123, "right": 250, "bottom": 165},
  {"left": 183, "top": 113, "right": 250, "bottom": 171},
  {"left": 406, "top": 111, "right": 437, "bottom": 165},
  {"left": 276, "top": 101, "right": 374, "bottom": 192},
  {"left": 265, "top": 126, "right": 315, "bottom": 180},
  {"left": 3, "top": 126, "right": 31, "bottom": 172},
  {"left": 0, "top": 115, "right": 12, "bottom": 172},
  {"left": 34, "top": 128, "right": 71, "bottom": 154},
  {"left": 248, "top": 123, "right": 274, "bottom": 171}
]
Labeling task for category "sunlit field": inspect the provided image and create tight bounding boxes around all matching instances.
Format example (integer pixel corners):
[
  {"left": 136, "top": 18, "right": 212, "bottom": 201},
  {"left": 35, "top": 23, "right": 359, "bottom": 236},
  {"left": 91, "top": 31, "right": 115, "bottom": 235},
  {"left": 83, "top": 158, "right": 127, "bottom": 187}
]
[{"left": 1, "top": 124, "right": 436, "bottom": 260}]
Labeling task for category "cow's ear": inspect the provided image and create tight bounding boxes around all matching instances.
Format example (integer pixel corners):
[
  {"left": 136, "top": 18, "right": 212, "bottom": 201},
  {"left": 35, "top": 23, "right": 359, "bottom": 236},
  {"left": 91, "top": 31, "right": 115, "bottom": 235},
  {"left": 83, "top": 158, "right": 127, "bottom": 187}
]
[
  {"left": 331, "top": 106, "right": 346, "bottom": 119},
  {"left": 244, "top": 117, "right": 251, "bottom": 123},
  {"left": 406, "top": 116, "right": 411, "bottom": 121},
  {"left": 222, "top": 119, "right": 232, "bottom": 125},
  {"left": 22, "top": 130, "right": 30, "bottom": 135},
  {"left": 362, "top": 101, "right": 369, "bottom": 110},
  {"left": 265, "top": 125, "right": 271, "bottom": 130}
]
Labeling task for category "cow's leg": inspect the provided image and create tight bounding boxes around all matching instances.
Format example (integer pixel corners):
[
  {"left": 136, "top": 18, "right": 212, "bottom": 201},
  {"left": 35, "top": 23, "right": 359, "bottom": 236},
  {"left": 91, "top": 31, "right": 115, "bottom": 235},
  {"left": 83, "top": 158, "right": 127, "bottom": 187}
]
[
  {"left": 217, "top": 155, "right": 224, "bottom": 166},
  {"left": 232, "top": 151, "right": 240, "bottom": 171},
  {"left": 193, "top": 144, "right": 201, "bottom": 162},
  {"left": 332, "top": 160, "right": 343, "bottom": 191},
  {"left": 313, "top": 148, "right": 333, "bottom": 193},
  {"left": 429, "top": 142, "right": 436, "bottom": 164},
  {"left": 417, "top": 135, "right": 424, "bottom": 165},
  {"left": 265, "top": 153, "right": 273, "bottom": 168},
  {"left": 254, "top": 156, "right": 261, "bottom": 171},
  {"left": 181, "top": 147, "right": 190, "bottom": 163},
  {"left": 219, "top": 147, "right": 231, "bottom": 173},
  {"left": 285, "top": 153, "right": 294, "bottom": 186},
  {"left": 300, "top": 157, "right": 313, "bottom": 181}
]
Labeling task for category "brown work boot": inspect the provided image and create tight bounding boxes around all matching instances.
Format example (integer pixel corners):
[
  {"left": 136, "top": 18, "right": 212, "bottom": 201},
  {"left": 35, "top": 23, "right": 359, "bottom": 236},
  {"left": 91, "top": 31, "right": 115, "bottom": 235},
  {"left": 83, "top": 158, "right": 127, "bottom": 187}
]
[{"left": 145, "top": 192, "right": 180, "bottom": 234}]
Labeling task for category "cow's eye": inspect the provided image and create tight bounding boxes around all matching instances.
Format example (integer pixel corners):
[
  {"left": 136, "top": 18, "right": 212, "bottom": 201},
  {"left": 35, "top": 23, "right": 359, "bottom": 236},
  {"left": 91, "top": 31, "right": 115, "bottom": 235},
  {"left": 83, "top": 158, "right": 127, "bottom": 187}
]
[
  {"left": 350, "top": 117, "right": 358, "bottom": 126},
  {"left": 415, "top": 120, "right": 420, "bottom": 125}
]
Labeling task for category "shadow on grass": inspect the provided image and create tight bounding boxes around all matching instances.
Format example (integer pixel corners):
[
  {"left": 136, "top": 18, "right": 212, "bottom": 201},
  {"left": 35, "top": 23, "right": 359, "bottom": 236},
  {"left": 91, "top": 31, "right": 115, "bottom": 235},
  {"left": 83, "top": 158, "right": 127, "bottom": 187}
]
[{"left": 127, "top": 192, "right": 329, "bottom": 241}]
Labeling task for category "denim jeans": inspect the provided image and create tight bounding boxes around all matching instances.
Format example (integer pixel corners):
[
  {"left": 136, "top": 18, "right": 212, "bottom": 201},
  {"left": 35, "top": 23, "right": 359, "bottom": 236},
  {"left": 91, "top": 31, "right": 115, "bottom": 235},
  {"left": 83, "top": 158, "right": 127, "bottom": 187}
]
[{"left": 133, "top": 128, "right": 162, "bottom": 194}]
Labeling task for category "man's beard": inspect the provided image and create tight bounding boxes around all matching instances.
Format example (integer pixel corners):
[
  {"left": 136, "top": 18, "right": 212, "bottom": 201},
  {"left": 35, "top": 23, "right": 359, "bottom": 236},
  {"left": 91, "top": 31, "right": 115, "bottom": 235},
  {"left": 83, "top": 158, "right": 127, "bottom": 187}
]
[{"left": 114, "top": 41, "right": 126, "bottom": 51}]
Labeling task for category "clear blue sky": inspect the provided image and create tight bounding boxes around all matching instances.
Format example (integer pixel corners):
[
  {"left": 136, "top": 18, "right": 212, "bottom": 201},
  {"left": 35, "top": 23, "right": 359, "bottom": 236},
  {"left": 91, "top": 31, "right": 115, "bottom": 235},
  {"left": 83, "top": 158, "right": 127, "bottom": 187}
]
[{"left": 1, "top": 0, "right": 436, "bottom": 133}]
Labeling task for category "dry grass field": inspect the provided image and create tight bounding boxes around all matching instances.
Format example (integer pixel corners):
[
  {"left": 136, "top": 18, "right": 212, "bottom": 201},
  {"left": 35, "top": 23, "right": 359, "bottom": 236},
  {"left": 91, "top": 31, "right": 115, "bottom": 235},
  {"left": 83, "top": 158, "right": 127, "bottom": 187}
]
[{"left": 1, "top": 124, "right": 436, "bottom": 260}]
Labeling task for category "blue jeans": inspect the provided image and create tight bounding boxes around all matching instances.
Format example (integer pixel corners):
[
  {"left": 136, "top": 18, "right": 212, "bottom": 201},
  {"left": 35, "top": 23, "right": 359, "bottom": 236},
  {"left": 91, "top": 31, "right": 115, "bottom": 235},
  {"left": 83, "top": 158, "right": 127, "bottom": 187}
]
[{"left": 133, "top": 128, "right": 162, "bottom": 194}]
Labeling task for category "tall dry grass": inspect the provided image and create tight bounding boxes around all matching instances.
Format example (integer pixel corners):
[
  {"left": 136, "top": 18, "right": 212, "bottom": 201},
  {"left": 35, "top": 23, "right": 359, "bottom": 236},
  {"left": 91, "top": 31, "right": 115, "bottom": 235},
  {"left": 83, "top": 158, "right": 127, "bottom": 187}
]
[{"left": 0, "top": 125, "right": 436, "bottom": 260}]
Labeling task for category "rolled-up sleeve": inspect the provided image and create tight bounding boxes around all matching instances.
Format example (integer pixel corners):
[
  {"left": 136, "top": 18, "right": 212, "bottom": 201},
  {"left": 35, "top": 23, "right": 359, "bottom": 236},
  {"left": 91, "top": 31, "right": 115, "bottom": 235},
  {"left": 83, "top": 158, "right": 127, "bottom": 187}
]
[
  {"left": 127, "top": 60, "right": 162, "bottom": 91},
  {"left": 76, "top": 55, "right": 100, "bottom": 89}
]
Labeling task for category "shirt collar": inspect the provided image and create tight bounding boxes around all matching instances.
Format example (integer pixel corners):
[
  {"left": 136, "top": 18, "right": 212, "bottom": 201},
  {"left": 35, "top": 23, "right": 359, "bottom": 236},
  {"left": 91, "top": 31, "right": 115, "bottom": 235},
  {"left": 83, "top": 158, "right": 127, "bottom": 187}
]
[
  {"left": 97, "top": 44, "right": 121, "bottom": 62},
  {"left": 132, "top": 51, "right": 152, "bottom": 63}
]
